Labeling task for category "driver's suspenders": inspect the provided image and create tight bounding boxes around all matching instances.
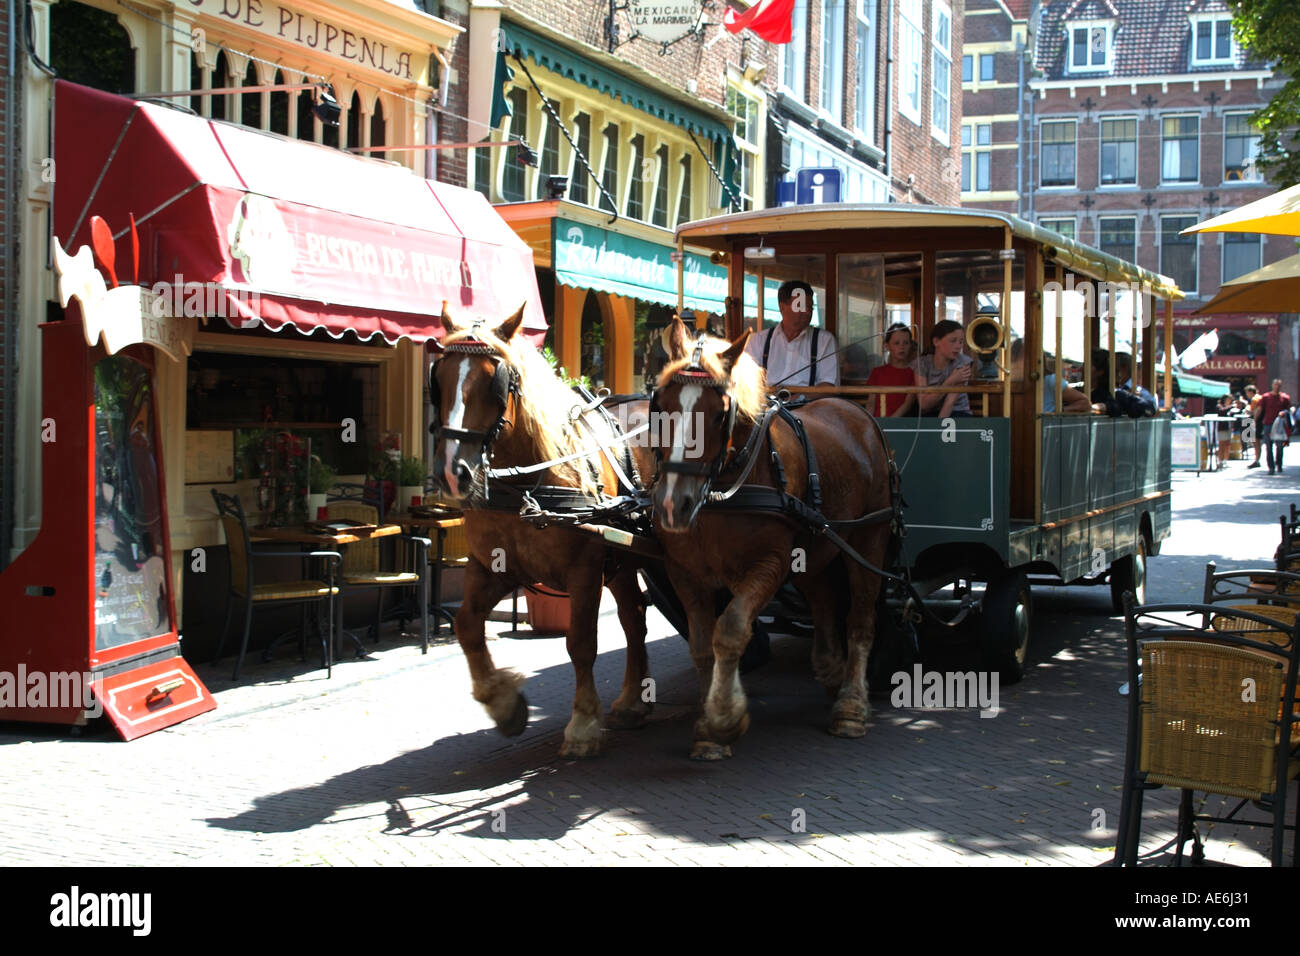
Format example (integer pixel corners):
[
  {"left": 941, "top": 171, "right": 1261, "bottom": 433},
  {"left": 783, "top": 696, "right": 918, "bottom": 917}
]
[{"left": 762, "top": 327, "right": 820, "bottom": 387}]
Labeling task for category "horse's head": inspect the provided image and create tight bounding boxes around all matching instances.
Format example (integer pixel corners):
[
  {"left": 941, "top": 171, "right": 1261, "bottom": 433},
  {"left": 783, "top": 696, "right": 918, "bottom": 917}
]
[
  {"left": 429, "top": 301, "right": 525, "bottom": 502},
  {"left": 651, "top": 316, "right": 755, "bottom": 533}
]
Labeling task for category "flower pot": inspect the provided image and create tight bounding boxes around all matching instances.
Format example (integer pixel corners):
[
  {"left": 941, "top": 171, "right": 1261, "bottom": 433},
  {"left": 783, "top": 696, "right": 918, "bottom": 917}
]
[
  {"left": 307, "top": 493, "right": 327, "bottom": 515},
  {"left": 399, "top": 485, "right": 425, "bottom": 511},
  {"left": 525, "top": 588, "right": 570, "bottom": 633}
]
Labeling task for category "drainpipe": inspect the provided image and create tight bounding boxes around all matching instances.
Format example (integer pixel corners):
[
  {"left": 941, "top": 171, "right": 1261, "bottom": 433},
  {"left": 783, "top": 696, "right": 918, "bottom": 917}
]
[
  {"left": 1016, "top": 33, "right": 1025, "bottom": 218},
  {"left": 2, "top": 0, "right": 17, "bottom": 569},
  {"left": 884, "top": 0, "right": 893, "bottom": 196}
]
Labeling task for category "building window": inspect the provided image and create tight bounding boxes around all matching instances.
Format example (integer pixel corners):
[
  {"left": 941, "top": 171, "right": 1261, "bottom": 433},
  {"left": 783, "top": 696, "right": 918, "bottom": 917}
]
[
  {"left": 1161, "top": 115, "right": 1199, "bottom": 184},
  {"left": 677, "top": 154, "right": 694, "bottom": 227},
  {"left": 822, "top": 0, "right": 846, "bottom": 122},
  {"left": 1223, "top": 232, "right": 1261, "bottom": 282},
  {"left": 980, "top": 53, "right": 995, "bottom": 82},
  {"left": 570, "top": 112, "right": 591, "bottom": 205},
  {"left": 652, "top": 145, "right": 670, "bottom": 228},
  {"left": 1160, "top": 215, "right": 1198, "bottom": 294},
  {"left": 626, "top": 134, "right": 646, "bottom": 220},
  {"left": 855, "top": 0, "right": 877, "bottom": 140},
  {"left": 1040, "top": 120, "right": 1076, "bottom": 187},
  {"left": 783, "top": 0, "right": 809, "bottom": 101},
  {"left": 962, "top": 54, "right": 973, "bottom": 83},
  {"left": 1099, "top": 216, "right": 1137, "bottom": 263},
  {"left": 599, "top": 123, "right": 619, "bottom": 214},
  {"left": 1040, "top": 217, "right": 1076, "bottom": 240},
  {"left": 51, "top": 2, "right": 136, "bottom": 95},
  {"left": 1191, "top": 14, "right": 1234, "bottom": 67},
  {"left": 1068, "top": 21, "right": 1112, "bottom": 73},
  {"left": 728, "top": 85, "right": 761, "bottom": 211},
  {"left": 898, "top": 0, "right": 923, "bottom": 125},
  {"left": 1224, "top": 112, "right": 1261, "bottom": 182},
  {"left": 931, "top": 0, "right": 952, "bottom": 142},
  {"left": 961, "top": 123, "right": 991, "bottom": 192},
  {"left": 1100, "top": 116, "right": 1137, "bottom": 186},
  {"left": 501, "top": 88, "right": 529, "bottom": 202}
]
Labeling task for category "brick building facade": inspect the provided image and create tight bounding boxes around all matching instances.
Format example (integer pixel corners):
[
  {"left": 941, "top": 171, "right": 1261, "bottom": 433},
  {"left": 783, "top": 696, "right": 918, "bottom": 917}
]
[
  {"left": 962, "top": 0, "right": 1294, "bottom": 398},
  {"left": 0, "top": 0, "right": 14, "bottom": 570}
]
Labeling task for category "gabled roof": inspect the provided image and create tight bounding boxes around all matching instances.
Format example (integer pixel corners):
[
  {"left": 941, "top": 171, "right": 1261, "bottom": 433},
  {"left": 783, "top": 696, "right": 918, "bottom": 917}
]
[
  {"left": 1035, "top": 0, "right": 1268, "bottom": 80},
  {"left": 1000, "top": 0, "right": 1032, "bottom": 20}
]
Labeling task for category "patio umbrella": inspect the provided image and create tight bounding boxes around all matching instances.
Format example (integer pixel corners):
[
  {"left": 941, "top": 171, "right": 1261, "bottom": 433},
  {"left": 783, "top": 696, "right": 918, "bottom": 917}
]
[
  {"left": 1195, "top": 252, "right": 1300, "bottom": 314},
  {"left": 1182, "top": 182, "right": 1300, "bottom": 237}
]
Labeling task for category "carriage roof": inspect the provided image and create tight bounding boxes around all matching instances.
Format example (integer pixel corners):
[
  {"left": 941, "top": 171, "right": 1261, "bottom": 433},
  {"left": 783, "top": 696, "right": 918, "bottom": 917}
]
[{"left": 675, "top": 204, "right": 1185, "bottom": 302}]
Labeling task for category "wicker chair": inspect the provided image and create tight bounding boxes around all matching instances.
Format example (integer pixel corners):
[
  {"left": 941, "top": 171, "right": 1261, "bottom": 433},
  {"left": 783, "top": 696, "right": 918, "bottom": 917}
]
[
  {"left": 325, "top": 497, "right": 430, "bottom": 651},
  {"left": 1114, "top": 596, "right": 1300, "bottom": 867},
  {"left": 211, "top": 490, "right": 341, "bottom": 680},
  {"left": 1201, "top": 562, "right": 1300, "bottom": 647}
]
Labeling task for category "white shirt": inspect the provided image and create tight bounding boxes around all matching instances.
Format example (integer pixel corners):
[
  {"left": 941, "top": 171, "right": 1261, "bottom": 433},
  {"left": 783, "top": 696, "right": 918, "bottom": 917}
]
[{"left": 744, "top": 323, "right": 840, "bottom": 387}]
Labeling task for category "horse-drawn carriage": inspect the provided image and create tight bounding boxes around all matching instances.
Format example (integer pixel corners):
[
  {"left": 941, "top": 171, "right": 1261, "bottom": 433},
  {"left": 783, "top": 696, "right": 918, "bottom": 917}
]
[{"left": 427, "top": 204, "right": 1182, "bottom": 760}]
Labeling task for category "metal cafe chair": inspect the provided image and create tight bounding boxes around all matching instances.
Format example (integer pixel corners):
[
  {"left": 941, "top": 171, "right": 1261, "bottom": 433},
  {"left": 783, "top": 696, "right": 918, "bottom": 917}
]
[
  {"left": 1114, "top": 595, "right": 1300, "bottom": 867},
  {"left": 324, "top": 495, "right": 430, "bottom": 652},
  {"left": 1201, "top": 562, "right": 1300, "bottom": 645},
  {"left": 327, "top": 481, "right": 386, "bottom": 522},
  {"left": 210, "top": 490, "right": 341, "bottom": 680}
]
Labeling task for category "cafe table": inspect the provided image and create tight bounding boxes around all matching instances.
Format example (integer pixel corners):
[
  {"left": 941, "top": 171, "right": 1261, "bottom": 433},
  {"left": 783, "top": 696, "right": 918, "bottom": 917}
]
[
  {"left": 385, "top": 508, "right": 465, "bottom": 637},
  {"left": 251, "top": 521, "right": 405, "bottom": 663}
]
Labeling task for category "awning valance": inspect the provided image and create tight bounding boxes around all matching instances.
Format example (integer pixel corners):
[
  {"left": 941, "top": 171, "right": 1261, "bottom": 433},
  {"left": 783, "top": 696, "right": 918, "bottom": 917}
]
[
  {"left": 502, "top": 24, "right": 733, "bottom": 144},
  {"left": 52, "top": 81, "right": 546, "bottom": 344}
]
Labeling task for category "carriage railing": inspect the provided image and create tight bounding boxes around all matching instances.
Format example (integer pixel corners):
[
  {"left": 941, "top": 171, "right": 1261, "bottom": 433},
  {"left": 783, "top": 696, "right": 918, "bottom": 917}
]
[{"left": 781, "top": 383, "right": 1005, "bottom": 418}]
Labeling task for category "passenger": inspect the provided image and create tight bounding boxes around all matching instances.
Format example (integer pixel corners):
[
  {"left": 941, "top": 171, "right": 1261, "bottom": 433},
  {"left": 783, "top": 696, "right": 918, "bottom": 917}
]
[
  {"left": 1114, "top": 352, "right": 1158, "bottom": 408},
  {"left": 744, "top": 279, "right": 839, "bottom": 387},
  {"left": 1009, "top": 338, "right": 1090, "bottom": 412},
  {"left": 841, "top": 343, "right": 872, "bottom": 382},
  {"left": 865, "top": 322, "right": 918, "bottom": 417},
  {"left": 1089, "top": 349, "right": 1112, "bottom": 405},
  {"left": 916, "top": 319, "right": 973, "bottom": 417}
]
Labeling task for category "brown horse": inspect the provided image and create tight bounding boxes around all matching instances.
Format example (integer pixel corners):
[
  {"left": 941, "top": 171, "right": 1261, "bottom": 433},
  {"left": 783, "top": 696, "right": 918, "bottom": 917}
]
[
  {"left": 652, "top": 317, "right": 894, "bottom": 759},
  {"left": 429, "top": 303, "right": 656, "bottom": 758}
]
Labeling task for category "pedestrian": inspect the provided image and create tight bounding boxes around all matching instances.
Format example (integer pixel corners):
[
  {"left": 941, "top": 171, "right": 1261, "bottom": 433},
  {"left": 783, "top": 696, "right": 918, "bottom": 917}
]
[
  {"left": 1245, "top": 383, "right": 1263, "bottom": 468},
  {"left": 1257, "top": 378, "right": 1292, "bottom": 475}
]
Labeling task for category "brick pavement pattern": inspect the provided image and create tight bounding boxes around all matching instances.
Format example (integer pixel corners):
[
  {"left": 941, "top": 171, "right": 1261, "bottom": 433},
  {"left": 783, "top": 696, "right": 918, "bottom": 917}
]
[{"left": 1, "top": 458, "right": 1295, "bottom": 866}]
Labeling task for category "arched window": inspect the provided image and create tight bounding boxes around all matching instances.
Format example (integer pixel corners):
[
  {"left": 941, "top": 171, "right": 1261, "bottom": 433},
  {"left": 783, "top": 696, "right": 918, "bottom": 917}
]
[
  {"left": 347, "top": 91, "right": 362, "bottom": 149},
  {"left": 242, "top": 62, "right": 262, "bottom": 130},
  {"left": 296, "top": 85, "right": 315, "bottom": 141},
  {"left": 51, "top": 3, "right": 135, "bottom": 94},
  {"left": 501, "top": 88, "right": 529, "bottom": 202},
  {"left": 370, "top": 97, "right": 386, "bottom": 158},
  {"left": 580, "top": 293, "right": 607, "bottom": 389},
  {"left": 211, "top": 50, "right": 229, "bottom": 121},
  {"left": 270, "top": 70, "right": 289, "bottom": 135}
]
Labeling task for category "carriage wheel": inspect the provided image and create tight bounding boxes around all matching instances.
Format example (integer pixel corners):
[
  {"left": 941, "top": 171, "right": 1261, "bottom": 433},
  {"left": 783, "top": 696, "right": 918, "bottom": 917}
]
[
  {"left": 1109, "top": 535, "right": 1148, "bottom": 613},
  {"left": 980, "top": 571, "right": 1031, "bottom": 684}
]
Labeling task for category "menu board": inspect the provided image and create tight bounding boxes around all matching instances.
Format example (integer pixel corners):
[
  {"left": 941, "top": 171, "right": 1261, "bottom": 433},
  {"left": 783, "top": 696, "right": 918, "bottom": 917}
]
[
  {"left": 1170, "top": 421, "right": 1202, "bottom": 471},
  {"left": 185, "top": 429, "right": 235, "bottom": 484}
]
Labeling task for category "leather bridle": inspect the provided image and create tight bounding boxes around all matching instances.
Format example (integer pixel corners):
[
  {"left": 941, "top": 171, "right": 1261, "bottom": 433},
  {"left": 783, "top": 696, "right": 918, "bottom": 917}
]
[
  {"left": 649, "top": 333, "right": 741, "bottom": 491},
  {"left": 428, "top": 339, "right": 520, "bottom": 456}
]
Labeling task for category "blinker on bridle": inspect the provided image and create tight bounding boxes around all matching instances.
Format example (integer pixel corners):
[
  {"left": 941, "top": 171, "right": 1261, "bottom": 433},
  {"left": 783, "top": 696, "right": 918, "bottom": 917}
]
[
  {"left": 651, "top": 332, "right": 740, "bottom": 491},
  {"left": 428, "top": 339, "right": 520, "bottom": 491}
]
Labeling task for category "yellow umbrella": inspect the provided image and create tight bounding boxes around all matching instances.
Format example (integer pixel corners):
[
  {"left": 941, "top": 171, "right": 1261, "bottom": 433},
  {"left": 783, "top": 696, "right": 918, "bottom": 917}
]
[
  {"left": 1195, "top": 252, "right": 1300, "bottom": 314},
  {"left": 1182, "top": 183, "right": 1300, "bottom": 237}
]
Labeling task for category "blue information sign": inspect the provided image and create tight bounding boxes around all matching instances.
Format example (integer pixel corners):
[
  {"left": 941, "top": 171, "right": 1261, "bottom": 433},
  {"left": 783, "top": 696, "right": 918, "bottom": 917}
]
[{"left": 795, "top": 167, "right": 843, "bottom": 204}]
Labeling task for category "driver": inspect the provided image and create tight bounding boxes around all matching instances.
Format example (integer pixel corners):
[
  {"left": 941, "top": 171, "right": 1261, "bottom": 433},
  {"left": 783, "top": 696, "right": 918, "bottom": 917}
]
[{"left": 744, "top": 280, "right": 839, "bottom": 387}]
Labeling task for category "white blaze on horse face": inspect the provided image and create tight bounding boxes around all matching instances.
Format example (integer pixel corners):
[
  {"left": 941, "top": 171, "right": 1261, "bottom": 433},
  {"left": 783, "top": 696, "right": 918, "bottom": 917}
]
[
  {"left": 661, "top": 385, "right": 702, "bottom": 528},
  {"left": 442, "top": 357, "right": 471, "bottom": 498}
]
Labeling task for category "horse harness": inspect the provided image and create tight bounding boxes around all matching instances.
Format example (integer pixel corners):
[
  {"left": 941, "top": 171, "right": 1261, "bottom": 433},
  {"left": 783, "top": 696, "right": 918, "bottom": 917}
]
[{"left": 428, "top": 340, "right": 519, "bottom": 452}]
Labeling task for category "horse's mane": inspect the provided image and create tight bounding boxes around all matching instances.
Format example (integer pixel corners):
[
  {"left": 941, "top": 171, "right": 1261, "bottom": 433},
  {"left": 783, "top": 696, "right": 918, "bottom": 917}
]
[
  {"left": 656, "top": 333, "right": 769, "bottom": 424},
  {"left": 442, "top": 326, "right": 600, "bottom": 498}
]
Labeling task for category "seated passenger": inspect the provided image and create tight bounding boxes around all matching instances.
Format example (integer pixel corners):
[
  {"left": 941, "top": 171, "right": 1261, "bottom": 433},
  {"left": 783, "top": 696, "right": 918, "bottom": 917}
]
[
  {"left": 842, "top": 343, "right": 872, "bottom": 382},
  {"left": 916, "top": 319, "right": 973, "bottom": 418},
  {"left": 1010, "top": 338, "right": 1090, "bottom": 413},
  {"left": 744, "top": 280, "right": 839, "bottom": 387},
  {"left": 865, "top": 322, "right": 917, "bottom": 417}
]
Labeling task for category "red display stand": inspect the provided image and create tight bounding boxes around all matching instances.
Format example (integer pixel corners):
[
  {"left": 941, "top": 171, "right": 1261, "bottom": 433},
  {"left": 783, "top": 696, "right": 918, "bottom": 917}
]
[{"left": 0, "top": 313, "right": 214, "bottom": 739}]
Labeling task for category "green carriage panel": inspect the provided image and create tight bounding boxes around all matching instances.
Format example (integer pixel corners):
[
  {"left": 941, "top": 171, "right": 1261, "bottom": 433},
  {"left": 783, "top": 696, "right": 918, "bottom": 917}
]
[
  {"left": 1113, "top": 420, "right": 1137, "bottom": 504},
  {"left": 879, "top": 418, "right": 1011, "bottom": 568},
  {"left": 1043, "top": 417, "right": 1090, "bottom": 524}
]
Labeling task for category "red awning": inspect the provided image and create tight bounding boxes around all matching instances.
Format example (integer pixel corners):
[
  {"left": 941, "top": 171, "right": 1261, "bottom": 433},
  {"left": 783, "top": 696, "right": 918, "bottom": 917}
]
[{"left": 52, "top": 81, "right": 546, "bottom": 344}]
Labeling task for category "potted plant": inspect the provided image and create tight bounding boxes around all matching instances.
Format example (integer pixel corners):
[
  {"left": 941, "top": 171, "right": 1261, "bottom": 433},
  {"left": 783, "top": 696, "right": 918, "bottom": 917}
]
[
  {"left": 366, "top": 432, "right": 401, "bottom": 514},
  {"left": 397, "top": 455, "right": 427, "bottom": 511},
  {"left": 308, "top": 456, "right": 336, "bottom": 515},
  {"left": 525, "top": 584, "right": 571, "bottom": 633}
]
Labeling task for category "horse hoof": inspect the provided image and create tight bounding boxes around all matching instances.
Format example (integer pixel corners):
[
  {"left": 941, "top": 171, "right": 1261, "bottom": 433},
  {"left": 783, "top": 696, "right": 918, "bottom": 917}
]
[
  {"left": 497, "top": 692, "right": 529, "bottom": 737},
  {"left": 559, "top": 736, "right": 602, "bottom": 759},
  {"left": 705, "top": 712, "right": 750, "bottom": 745},
  {"left": 829, "top": 718, "right": 867, "bottom": 738},
  {"left": 607, "top": 707, "right": 650, "bottom": 730},
  {"left": 690, "top": 741, "right": 732, "bottom": 761}
]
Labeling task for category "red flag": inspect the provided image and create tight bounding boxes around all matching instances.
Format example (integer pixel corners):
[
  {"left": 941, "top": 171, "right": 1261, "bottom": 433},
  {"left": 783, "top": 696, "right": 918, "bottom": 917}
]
[{"left": 724, "top": 0, "right": 797, "bottom": 43}]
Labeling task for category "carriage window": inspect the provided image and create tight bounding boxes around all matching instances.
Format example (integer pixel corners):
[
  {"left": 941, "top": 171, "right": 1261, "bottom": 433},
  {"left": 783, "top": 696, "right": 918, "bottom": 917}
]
[
  {"left": 837, "top": 254, "right": 886, "bottom": 381},
  {"left": 743, "top": 253, "right": 825, "bottom": 331}
]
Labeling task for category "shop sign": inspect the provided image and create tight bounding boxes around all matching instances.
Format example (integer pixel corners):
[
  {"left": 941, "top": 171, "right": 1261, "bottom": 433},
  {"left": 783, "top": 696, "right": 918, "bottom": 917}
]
[
  {"left": 53, "top": 240, "right": 195, "bottom": 363},
  {"left": 626, "top": 0, "right": 704, "bottom": 44},
  {"left": 188, "top": 0, "right": 422, "bottom": 80},
  {"left": 1200, "top": 356, "right": 1265, "bottom": 374}
]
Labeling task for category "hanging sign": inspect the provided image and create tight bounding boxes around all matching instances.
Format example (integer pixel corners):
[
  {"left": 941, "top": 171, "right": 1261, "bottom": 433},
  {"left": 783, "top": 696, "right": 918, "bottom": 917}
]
[{"left": 627, "top": 0, "right": 704, "bottom": 44}]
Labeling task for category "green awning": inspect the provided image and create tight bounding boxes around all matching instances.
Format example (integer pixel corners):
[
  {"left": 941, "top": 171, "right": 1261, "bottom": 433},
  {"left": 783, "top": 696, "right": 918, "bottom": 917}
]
[
  {"left": 503, "top": 24, "right": 732, "bottom": 145},
  {"left": 554, "top": 218, "right": 728, "bottom": 313},
  {"left": 1156, "top": 364, "right": 1232, "bottom": 398}
]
